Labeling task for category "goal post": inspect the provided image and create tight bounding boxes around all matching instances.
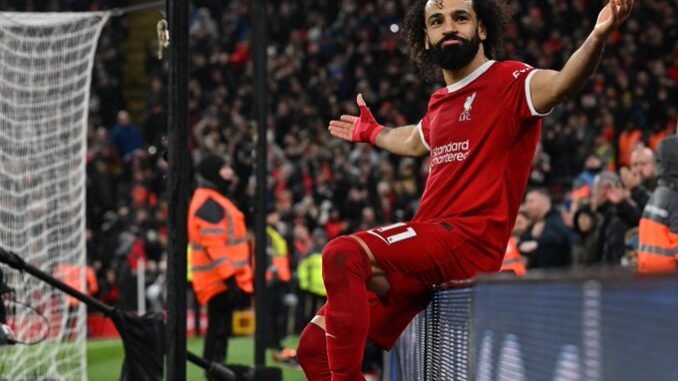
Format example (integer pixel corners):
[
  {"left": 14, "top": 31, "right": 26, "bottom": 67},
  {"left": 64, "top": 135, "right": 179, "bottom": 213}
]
[{"left": 0, "top": 11, "right": 108, "bottom": 381}]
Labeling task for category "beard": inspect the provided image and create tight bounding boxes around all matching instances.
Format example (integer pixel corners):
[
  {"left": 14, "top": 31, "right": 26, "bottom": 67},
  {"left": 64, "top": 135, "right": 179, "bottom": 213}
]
[{"left": 429, "top": 33, "right": 480, "bottom": 71}]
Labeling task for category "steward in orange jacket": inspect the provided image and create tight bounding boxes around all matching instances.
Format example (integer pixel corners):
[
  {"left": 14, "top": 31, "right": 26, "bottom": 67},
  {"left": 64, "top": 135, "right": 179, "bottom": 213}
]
[
  {"left": 188, "top": 154, "right": 253, "bottom": 371},
  {"left": 54, "top": 263, "right": 98, "bottom": 340},
  {"left": 500, "top": 236, "right": 527, "bottom": 277},
  {"left": 53, "top": 263, "right": 99, "bottom": 307},
  {"left": 501, "top": 212, "right": 529, "bottom": 277},
  {"left": 638, "top": 136, "right": 678, "bottom": 273},
  {"left": 189, "top": 186, "right": 253, "bottom": 305}
]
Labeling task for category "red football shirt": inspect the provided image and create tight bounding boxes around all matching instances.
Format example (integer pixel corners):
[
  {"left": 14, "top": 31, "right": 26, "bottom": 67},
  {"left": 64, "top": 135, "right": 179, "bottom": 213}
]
[{"left": 414, "top": 60, "right": 550, "bottom": 259}]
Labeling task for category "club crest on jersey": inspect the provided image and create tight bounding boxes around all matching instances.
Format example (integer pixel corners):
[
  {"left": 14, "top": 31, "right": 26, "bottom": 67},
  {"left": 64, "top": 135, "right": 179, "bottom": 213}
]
[{"left": 459, "top": 91, "right": 476, "bottom": 122}]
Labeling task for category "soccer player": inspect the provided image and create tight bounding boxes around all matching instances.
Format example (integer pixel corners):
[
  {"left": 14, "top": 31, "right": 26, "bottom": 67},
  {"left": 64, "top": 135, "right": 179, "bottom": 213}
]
[{"left": 296, "top": 0, "right": 634, "bottom": 379}]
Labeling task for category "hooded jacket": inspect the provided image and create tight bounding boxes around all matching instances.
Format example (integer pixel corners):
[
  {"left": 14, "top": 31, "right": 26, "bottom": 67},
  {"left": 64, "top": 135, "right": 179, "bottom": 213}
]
[
  {"left": 638, "top": 136, "right": 678, "bottom": 273},
  {"left": 188, "top": 155, "right": 253, "bottom": 304}
]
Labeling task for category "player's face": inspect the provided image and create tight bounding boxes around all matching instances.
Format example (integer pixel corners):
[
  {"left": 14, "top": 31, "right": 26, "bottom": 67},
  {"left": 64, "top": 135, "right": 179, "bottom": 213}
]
[{"left": 424, "top": 0, "right": 486, "bottom": 70}]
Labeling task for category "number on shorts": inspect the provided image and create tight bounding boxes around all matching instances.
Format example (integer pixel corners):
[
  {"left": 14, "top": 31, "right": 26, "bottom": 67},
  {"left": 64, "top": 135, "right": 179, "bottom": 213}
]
[{"left": 367, "top": 222, "right": 417, "bottom": 245}]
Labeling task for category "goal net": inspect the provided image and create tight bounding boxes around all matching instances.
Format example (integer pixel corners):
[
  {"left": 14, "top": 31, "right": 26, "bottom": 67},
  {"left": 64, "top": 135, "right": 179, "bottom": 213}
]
[{"left": 0, "top": 12, "right": 108, "bottom": 380}]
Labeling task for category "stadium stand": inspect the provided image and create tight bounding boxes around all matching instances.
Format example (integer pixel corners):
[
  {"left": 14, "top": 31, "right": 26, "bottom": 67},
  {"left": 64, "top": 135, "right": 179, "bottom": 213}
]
[{"left": 1, "top": 0, "right": 675, "bottom": 378}]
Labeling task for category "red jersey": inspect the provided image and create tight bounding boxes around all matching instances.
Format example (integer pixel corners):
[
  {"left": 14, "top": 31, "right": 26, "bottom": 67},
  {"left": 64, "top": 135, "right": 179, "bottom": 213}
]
[{"left": 415, "top": 60, "right": 549, "bottom": 259}]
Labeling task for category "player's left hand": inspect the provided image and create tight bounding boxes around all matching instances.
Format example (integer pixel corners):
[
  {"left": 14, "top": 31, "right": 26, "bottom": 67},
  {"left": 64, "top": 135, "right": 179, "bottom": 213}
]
[{"left": 593, "top": 0, "right": 633, "bottom": 41}]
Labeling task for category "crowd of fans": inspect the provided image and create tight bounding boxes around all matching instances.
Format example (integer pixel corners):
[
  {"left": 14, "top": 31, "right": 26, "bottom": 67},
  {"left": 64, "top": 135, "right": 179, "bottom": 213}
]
[{"left": 8, "top": 0, "right": 676, "bottom": 339}]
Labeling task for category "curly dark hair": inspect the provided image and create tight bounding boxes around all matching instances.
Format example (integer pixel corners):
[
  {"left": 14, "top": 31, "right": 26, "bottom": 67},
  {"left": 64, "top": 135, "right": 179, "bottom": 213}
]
[{"left": 402, "top": 0, "right": 514, "bottom": 82}]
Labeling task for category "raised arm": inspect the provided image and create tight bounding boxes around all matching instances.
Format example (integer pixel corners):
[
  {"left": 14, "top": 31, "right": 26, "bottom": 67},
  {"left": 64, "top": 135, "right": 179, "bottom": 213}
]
[
  {"left": 530, "top": 0, "right": 633, "bottom": 113},
  {"left": 328, "top": 94, "right": 429, "bottom": 157}
]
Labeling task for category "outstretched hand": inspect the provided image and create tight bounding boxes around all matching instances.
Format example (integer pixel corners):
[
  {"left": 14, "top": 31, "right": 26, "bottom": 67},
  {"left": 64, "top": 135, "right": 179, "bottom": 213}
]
[
  {"left": 328, "top": 94, "right": 384, "bottom": 144},
  {"left": 593, "top": 0, "right": 633, "bottom": 40}
]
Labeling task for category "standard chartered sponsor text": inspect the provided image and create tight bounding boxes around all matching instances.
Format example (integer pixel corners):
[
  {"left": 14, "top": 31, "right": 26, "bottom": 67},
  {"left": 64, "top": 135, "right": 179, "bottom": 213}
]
[{"left": 431, "top": 139, "right": 470, "bottom": 168}]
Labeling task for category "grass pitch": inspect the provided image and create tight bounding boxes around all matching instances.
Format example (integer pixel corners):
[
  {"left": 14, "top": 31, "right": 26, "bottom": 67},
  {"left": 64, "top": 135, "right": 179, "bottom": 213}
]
[{"left": 87, "top": 336, "right": 304, "bottom": 381}]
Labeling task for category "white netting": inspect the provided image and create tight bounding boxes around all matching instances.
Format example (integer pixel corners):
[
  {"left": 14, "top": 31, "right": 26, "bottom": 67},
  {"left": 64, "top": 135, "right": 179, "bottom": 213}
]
[{"left": 0, "top": 12, "right": 109, "bottom": 381}]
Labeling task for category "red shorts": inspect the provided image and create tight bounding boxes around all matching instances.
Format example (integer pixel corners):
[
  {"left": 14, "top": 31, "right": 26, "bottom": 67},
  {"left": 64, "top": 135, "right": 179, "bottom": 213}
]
[{"left": 351, "top": 220, "right": 499, "bottom": 350}]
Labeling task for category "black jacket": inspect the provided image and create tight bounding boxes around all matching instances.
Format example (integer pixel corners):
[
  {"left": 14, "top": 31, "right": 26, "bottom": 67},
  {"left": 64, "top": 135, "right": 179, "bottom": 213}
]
[
  {"left": 522, "top": 209, "right": 572, "bottom": 269},
  {"left": 594, "top": 200, "right": 641, "bottom": 264},
  {"left": 630, "top": 183, "right": 653, "bottom": 211}
]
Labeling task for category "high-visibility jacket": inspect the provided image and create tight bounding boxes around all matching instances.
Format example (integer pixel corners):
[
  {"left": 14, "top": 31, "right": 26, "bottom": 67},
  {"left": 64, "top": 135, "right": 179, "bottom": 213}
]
[
  {"left": 188, "top": 187, "right": 253, "bottom": 305},
  {"left": 266, "top": 226, "right": 291, "bottom": 284},
  {"left": 54, "top": 264, "right": 99, "bottom": 307},
  {"left": 187, "top": 245, "right": 193, "bottom": 283},
  {"left": 297, "top": 252, "right": 326, "bottom": 296},
  {"left": 618, "top": 128, "right": 643, "bottom": 168},
  {"left": 500, "top": 236, "right": 527, "bottom": 277},
  {"left": 638, "top": 185, "right": 678, "bottom": 273}
]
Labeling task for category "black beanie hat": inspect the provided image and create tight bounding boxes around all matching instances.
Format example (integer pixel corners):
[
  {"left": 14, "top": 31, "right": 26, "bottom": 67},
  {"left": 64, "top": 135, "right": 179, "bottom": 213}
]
[{"left": 197, "top": 154, "right": 226, "bottom": 185}]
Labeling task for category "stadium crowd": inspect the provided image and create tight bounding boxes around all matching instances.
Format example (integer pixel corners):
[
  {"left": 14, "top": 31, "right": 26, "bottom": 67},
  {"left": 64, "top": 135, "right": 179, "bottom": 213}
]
[{"left": 10, "top": 0, "right": 676, "bottom": 355}]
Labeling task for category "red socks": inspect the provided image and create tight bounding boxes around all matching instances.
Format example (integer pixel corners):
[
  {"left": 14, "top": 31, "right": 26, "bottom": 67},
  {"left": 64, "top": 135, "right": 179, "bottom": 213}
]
[
  {"left": 322, "top": 237, "right": 372, "bottom": 380},
  {"left": 297, "top": 319, "right": 331, "bottom": 381},
  {"left": 297, "top": 238, "right": 372, "bottom": 381}
]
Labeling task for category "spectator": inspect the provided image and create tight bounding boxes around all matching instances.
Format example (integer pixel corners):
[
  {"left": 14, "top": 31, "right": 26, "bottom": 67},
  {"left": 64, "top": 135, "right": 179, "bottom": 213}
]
[
  {"left": 110, "top": 110, "right": 144, "bottom": 163},
  {"left": 291, "top": 224, "right": 313, "bottom": 267},
  {"left": 528, "top": 143, "right": 551, "bottom": 188},
  {"left": 573, "top": 154, "right": 604, "bottom": 195},
  {"left": 620, "top": 146, "right": 657, "bottom": 210},
  {"left": 99, "top": 267, "right": 120, "bottom": 306},
  {"left": 142, "top": 103, "right": 167, "bottom": 148},
  {"left": 622, "top": 228, "right": 639, "bottom": 269},
  {"left": 190, "top": 7, "right": 219, "bottom": 42},
  {"left": 591, "top": 171, "right": 641, "bottom": 265},
  {"left": 572, "top": 204, "right": 599, "bottom": 266},
  {"left": 86, "top": 157, "right": 117, "bottom": 228},
  {"left": 520, "top": 189, "right": 572, "bottom": 269}
]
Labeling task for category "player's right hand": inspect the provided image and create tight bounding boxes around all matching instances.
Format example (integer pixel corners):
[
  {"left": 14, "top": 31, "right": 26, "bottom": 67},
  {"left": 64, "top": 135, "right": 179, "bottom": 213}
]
[{"left": 328, "top": 93, "right": 384, "bottom": 144}]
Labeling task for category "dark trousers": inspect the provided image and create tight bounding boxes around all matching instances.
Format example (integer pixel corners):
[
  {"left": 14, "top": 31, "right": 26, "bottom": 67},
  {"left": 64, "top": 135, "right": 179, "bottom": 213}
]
[
  {"left": 294, "top": 287, "right": 327, "bottom": 334},
  {"left": 203, "top": 291, "right": 234, "bottom": 367},
  {"left": 188, "top": 285, "right": 202, "bottom": 337},
  {"left": 299, "top": 291, "right": 326, "bottom": 330},
  {"left": 266, "top": 283, "right": 288, "bottom": 350}
]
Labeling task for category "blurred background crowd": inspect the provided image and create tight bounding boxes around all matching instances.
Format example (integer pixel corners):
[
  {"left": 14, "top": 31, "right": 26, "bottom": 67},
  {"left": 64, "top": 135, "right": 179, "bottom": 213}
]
[{"left": 5, "top": 0, "right": 676, "bottom": 351}]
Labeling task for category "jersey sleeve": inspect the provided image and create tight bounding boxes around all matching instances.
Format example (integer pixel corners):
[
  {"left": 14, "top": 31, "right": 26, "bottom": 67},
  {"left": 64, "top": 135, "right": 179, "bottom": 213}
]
[
  {"left": 417, "top": 113, "right": 432, "bottom": 152},
  {"left": 504, "top": 62, "right": 553, "bottom": 122}
]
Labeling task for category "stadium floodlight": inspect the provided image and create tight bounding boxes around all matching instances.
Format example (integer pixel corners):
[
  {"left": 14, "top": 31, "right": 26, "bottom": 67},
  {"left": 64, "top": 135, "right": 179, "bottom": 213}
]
[{"left": 0, "top": 11, "right": 108, "bottom": 380}]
